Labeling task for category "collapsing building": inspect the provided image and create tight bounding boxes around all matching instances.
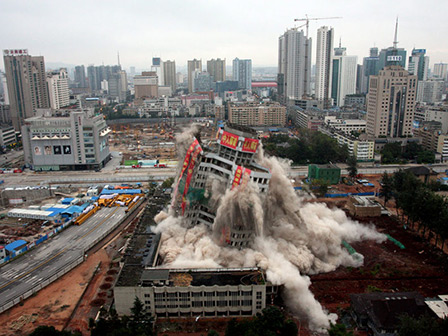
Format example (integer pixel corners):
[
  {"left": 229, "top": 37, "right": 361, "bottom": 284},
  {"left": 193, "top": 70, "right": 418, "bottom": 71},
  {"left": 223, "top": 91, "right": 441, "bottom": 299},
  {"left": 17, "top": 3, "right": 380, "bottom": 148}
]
[{"left": 171, "top": 123, "right": 271, "bottom": 248}]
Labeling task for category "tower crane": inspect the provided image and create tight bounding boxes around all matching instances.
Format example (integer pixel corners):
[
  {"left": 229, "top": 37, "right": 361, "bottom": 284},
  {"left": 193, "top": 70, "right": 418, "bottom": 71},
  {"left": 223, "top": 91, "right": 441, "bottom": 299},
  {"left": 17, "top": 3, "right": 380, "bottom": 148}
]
[{"left": 293, "top": 15, "right": 342, "bottom": 97}]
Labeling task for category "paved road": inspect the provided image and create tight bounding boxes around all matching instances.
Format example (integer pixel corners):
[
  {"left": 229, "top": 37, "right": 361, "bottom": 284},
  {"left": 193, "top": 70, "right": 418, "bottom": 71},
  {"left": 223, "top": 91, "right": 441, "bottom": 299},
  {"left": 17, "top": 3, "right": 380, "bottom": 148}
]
[{"left": 0, "top": 206, "right": 126, "bottom": 311}]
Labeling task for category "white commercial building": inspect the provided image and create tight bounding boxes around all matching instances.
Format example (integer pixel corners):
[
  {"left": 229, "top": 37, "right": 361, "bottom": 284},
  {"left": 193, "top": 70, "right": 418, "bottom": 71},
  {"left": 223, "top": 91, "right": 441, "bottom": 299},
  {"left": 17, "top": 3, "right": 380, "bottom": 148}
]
[
  {"left": 331, "top": 51, "right": 357, "bottom": 107},
  {"left": 324, "top": 116, "right": 366, "bottom": 135},
  {"left": 47, "top": 68, "right": 70, "bottom": 110},
  {"left": 315, "top": 26, "right": 334, "bottom": 104}
]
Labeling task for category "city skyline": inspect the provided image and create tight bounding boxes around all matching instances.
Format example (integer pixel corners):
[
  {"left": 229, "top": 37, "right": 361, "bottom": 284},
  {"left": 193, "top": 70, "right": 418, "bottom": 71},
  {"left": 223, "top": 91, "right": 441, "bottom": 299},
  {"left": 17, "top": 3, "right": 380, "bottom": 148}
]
[{"left": 0, "top": 0, "right": 447, "bottom": 71}]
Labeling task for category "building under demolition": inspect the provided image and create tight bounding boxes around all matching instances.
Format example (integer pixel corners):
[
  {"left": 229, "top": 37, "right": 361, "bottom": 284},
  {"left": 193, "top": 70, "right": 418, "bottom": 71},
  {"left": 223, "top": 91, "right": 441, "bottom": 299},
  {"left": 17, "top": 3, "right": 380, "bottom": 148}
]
[{"left": 171, "top": 123, "right": 271, "bottom": 248}]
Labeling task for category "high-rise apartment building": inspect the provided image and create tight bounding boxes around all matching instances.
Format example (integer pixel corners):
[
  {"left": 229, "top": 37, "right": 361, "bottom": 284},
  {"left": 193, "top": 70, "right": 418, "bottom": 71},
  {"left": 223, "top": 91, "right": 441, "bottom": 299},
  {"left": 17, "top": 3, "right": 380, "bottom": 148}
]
[
  {"left": 151, "top": 57, "right": 164, "bottom": 86},
  {"left": 232, "top": 58, "right": 252, "bottom": 90},
  {"left": 74, "top": 65, "right": 87, "bottom": 88},
  {"left": 188, "top": 59, "right": 202, "bottom": 93},
  {"left": 366, "top": 65, "right": 417, "bottom": 138},
  {"left": 433, "top": 63, "right": 448, "bottom": 80},
  {"left": 207, "top": 58, "right": 226, "bottom": 82},
  {"left": 331, "top": 46, "right": 357, "bottom": 107},
  {"left": 228, "top": 102, "right": 286, "bottom": 127},
  {"left": 47, "top": 68, "right": 70, "bottom": 110},
  {"left": 278, "top": 28, "right": 311, "bottom": 100},
  {"left": 408, "top": 48, "right": 429, "bottom": 81},
  {"left": 3, "top": 49, "right": 50, "bottom": 131},
  {"left": 315, "top": 26, "right": 334, "bottom": 106},
  {"left": 163, "top": 60, "right": 176, "bottom": 93}
]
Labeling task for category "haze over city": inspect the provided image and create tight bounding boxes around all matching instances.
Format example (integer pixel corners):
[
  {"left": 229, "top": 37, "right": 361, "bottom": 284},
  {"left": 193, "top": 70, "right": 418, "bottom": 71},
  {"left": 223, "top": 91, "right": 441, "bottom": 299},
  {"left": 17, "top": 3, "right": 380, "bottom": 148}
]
[{"left": 0, "top": 0, "right": 447, "bottom": 70}]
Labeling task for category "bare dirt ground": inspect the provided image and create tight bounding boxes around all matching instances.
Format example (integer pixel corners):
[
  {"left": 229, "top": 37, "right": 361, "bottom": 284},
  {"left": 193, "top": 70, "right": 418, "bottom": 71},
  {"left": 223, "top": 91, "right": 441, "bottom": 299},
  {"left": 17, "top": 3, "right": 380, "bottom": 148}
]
[{"left": 0, "top": 248, "right": 111, "bottom": 336}]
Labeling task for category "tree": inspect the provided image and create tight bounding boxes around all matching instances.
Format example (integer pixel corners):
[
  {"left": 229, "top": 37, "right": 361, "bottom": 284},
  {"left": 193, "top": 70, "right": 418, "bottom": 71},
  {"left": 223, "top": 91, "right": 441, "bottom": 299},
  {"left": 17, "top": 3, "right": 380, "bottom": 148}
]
[
  {"left": 379, "top": 172, "right": 394, "bottom": 207},
  {"left": 310, "top": 179, "right": 329, "bottom": 198},
  {"left": 208, "top": 330, "right": 219, "bottom": 336},
  {"left": 328, "top": 323, "right": 354, "bottom": 336},
  {"left": 346, "top": 156, "right": 358, "bottom": 181},
  {"left": 161, "top": 177, "right": 174, "bottom": 189},
  {"left": 29, "top": 326, "right": 80, "bottom": 336},
  {"left": 397, "top": 314, "right": 448, "bottom": 336}
]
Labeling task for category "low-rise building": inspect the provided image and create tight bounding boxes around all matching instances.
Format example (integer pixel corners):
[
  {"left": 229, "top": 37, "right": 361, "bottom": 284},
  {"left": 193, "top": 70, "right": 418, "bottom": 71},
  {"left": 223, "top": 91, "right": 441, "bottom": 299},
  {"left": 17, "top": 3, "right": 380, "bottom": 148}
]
[
  {"left": 324, "top": 116, "right": 366, "bottom": 135},
  {"left": 295, "top": 109, "right": 324, "bottom": 131},
  {"left": 347, "top": 196, "right": 381, "bottom": 217},
  {"left": 21, "top": 108, "right": 111, "bottom": 171},
  {"left": 0, "top": 126, "right": 17, "bottom": 147}
]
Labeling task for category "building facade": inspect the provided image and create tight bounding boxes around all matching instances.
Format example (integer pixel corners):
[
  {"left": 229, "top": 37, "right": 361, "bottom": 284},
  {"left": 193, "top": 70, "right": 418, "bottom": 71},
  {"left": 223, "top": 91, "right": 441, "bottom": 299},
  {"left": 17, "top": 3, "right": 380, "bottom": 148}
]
[
  {"left": 228, "top": 102, "right": 286, "bottom": 127},
  {"left": 315, "top": 26, "right": 334, "bottom": 106},
  {"left": 207, "top": 59, "right": 226, "bottom": 82},
  {"left": 3, "top": 49, "right": 50, "bottom": 131},
  {"left": 331, "top": 47, "right": 357, "bottom": 107},
  {"left": 360, "top": 47, "right": 380, "bottom": 94},
  {"left": 408, "top": 48, "right": 429, "bottom": 81},
  {"left": 278, "top": 28, "right": 311, "bottom": 100},
  {"left": 232, "top": 58, "right": 252, "bottom": 90},
  {"left": 163, "top": 60, "right": 177, "bottom": 93},
  {"left": 366, "top": 65, "right": 417, "bottom": 138},
  {"left": 187, "top": 59, "right": 202, "bottom": 93},
  {"left": 74, "top": 65, "right": 87, "bottom": 88},
  {"left": 47, "top": 68, "right": 70, "bottom": 110},
  {"left": 417, "top": 79, "right": 444, "bottom": 104},
  {"left": 134, "top": 72, "right": 158, "bottom": 99},
  {"left": 433, "top": 63, "right": 448, "bottom": 80},
  {"left": 21, "top": 109, "right": 111, "bottom": 171},
  {"left": 378, "top": 47, "right": 407, "bottom": 70}
]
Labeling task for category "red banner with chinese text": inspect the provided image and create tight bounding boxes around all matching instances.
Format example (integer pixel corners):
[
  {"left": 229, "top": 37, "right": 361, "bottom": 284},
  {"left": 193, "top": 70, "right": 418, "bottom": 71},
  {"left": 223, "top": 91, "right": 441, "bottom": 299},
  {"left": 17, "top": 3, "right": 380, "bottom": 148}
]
[
  {"left": 231, "top": 166, "right": 244, "bottom": 189},
  {"left": 220, "top": 131, "right": 238, "bottom": 149},
  {"left": 181, "top": 145, "right": 202, "bottom": 214},
  {"left": 241, "top": 137, "right": 259, "bottom": 153}
]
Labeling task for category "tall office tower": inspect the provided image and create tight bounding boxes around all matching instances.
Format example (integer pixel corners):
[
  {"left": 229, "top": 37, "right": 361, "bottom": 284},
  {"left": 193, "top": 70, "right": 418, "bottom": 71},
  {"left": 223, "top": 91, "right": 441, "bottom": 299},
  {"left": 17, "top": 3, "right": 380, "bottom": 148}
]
[
  {"left": 366, "top": 66, "right": 417, "bottom": 138},
  {"left": 315, "top": 26, "right": 334, "bottom": 106},
  {"left": 408, "top": 49, "right": 429, "bottom": 81},
  {"left": 3, "top": 49, "right": 50, "bottom": 131},
  {"left": 119, "top": 70, "right": 128, "bottom": 99},
  {"left": 232, "top": 58, "right": 252, "bottom": 90},
  {"left": 151, "top": 57, "right": 164, "bottom": 86},
  {"left": 108, "top": 70, "right": 127, "bottom": 102},
  {"left": 278, "top": 28, "right": 311, "bottom": 100},
  {"left": 87, "top": 65, "right": 98, "bottom": 91},
  {"left": 207, "top": 58, "right": 226, "bottom": 82},
  {"left": 433, "top": 63, "right": 448, "bottom": 80},
  {"left": 331, "top": 46, "right": 357, "bottom": 106},
  {"left": 187, "top": 59, "right": 202, "bottom": 93},
  {"left": 74, "top": 65, "right": 87, "bottom": 88},
  {"left": 47, "top": 68, "right": 70, "bottom": 109},
  {"left": 360, "top": 47, "right": 380, "bottom": 93},
  {"left": 163, "top": 60, "right": 177, "bottom": 93}
]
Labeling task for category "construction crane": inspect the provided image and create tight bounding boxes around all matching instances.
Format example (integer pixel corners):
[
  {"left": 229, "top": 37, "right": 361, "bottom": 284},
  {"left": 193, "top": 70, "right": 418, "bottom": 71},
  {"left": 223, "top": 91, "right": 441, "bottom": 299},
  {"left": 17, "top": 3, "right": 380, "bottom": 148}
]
[{"left": 294, "top": 15, "right": 342, "bottom": 97}]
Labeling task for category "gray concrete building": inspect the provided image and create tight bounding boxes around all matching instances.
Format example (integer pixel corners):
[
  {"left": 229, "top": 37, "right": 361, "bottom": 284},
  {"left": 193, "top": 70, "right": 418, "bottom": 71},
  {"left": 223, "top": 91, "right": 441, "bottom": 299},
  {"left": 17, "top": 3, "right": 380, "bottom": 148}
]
[
  {"left": 21, "top": 108, "right": 111, "bottom": 171},
  {"left": 163, "top": 60, "right": 177, "bottom": 93},
  {"left": 207, "top": 58, "right": 226, "bottom": 82},
  {"left": 187, "top": 59, "right": 202, "bottom": 93}
]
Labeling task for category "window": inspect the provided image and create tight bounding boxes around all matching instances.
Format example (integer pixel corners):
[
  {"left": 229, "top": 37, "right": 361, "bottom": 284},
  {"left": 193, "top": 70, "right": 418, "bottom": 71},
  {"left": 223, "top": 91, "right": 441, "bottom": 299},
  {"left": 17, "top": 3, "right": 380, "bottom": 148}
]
[{"left": 192, "top": 301, "right": 203, "bottom": 307}]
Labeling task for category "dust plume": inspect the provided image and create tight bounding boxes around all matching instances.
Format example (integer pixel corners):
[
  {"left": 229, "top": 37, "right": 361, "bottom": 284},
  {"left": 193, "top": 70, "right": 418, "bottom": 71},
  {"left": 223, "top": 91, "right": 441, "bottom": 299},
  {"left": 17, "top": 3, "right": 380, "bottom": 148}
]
[{"left": 154, "top": 127, "right": 386, "bottom": 332}]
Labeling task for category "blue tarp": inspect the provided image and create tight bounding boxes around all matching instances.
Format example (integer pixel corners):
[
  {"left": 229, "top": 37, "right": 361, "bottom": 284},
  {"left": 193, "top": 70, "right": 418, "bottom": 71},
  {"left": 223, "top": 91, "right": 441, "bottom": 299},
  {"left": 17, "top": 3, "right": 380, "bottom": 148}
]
[
  {"left": 5, "top": 239, "right": 27, "bottom": 252},
  {"left": 62, "top": 203, "right": 90, "bottom": 216},
  {"left": 100, "top": 189, "right": 142, "bottom": 195},
  {"left": 91, "top": 196, "right": 99, "bottom": 201},
  {"left": 61, "top": 197, "right": 74, "bottom": 205},
  {"left": 46, "top": 207, "right": 67, "bottom": 217}
]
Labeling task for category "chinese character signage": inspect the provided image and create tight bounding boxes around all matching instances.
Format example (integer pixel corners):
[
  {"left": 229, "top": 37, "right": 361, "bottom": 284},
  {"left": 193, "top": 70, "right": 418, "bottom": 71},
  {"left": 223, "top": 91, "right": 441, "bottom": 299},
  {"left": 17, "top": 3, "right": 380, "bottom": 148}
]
[
  {"left": 220, "top": 131, "right": 238, "bottom": 149},
  {"left": 242, "top": 137, "right": 259, "bottom": 153},
  {"left": 3, "top": 49, "right": 28, "bottom": 56},
  {"left": 232, "top": 166, "right": 252, "bottom": 190}
]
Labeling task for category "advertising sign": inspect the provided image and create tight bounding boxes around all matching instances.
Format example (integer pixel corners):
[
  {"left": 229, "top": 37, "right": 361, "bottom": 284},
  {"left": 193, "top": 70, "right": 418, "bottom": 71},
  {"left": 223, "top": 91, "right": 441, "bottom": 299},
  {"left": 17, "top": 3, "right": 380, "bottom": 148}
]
[
  {"left": 220, "top": 131, "right": 238, "bottom": 149},
  {"left": 3, "top": 49, "right": 28, "bottom": 56},
  {"left": 34, "top": 146, "right": 42, "bottom": 156},
  {"left": 242, "top": 138, "right": 259, "bottom": 153},
  {"left": 63, "top": 145, "right": 71, "bottom": 154},
  {"left": 53, "top": 145, "right": 62, "bottom": 155},
  {"left": 387, "top": 55, "right": 402, "bottom": 62}
]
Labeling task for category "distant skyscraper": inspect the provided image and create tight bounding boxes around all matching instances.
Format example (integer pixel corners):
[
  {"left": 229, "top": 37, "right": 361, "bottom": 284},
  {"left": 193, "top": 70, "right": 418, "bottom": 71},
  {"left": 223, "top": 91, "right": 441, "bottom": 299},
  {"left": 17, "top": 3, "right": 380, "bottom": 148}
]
[
  {"left": 207, "top": 58, "right": 226, "bottom": 82},
  {"left": 315, "top": 26, "right": 334, "bottom": 105},
  {"left": 74, "top": 65, "right": 87, "bottom": 88},
  {"left": 433, "top": 63, "right": 448, "bottom": 80},
  {"left": 278, "top": 28, "right": 311, "bottom": 100},
  {"left": 3, "top": 49, "right": 50, "bottom": 130},
  {"left": 379, "top": 47, "right": 407, "bottom": 70},
  {"left": 331, "top": 45, "right": 357, "bottom": 106},
  {"left": 187, "top": 59, "right": 202, "bottom": 93},
  {"left": 193, "top": 71, "right": 213, "bottom": 92},
  {"left": 163, "top": 60, "right": 177, "bottom": 93},
  {"left": 361, "top": 47, "right": 380, "bottom": 93},
  {"left": 366, "top": 66, "right": 417, "bottom": 137},
  {"left": 232, "top": 58, "right": 252, "bottom": 90},
  {"left": 87, "top": 65, "right": 98, "bottom": 91},
  {"left": 408, "top": 48, "right": 429, "bottom": 81},
  {"left": 47, "top": 68, "right": 70, "bottom": 109},
  {"left": 151, "top": 57, "right": 164, "bottom": 86},
  {"left": 0, "top": 71, "right": 8, "bottom": 104}
]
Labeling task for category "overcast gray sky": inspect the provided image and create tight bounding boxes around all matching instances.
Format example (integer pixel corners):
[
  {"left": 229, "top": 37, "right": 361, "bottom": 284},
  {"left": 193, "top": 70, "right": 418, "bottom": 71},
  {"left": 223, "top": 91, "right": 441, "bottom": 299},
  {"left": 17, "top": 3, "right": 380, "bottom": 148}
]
[{"left": 1, "top": 0, "right": 447, "bottom": 71}]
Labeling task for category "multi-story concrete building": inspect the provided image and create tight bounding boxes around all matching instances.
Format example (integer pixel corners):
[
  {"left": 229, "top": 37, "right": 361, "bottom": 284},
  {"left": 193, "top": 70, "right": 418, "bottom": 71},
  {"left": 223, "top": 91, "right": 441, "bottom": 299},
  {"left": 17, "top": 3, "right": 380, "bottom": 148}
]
[
  {"left": 0, "top": 126, "right": 17, "bottom": 147},
  {"left": 323, "top": 116, "right": 366, "bottom": 135},
  {"left": 437, "top": 134, "right": 448, "bottom": 162},
  {"left": 344, "top": 94, "right": 366, "bottom": 108},
  {"left": 228, "top": 102, "right": 286, "bottom": 127},
  {"left": 295, "top": 109, "right": 323, "bottom": 131},
  {"left": 74, "top": 65, "right": 87, "bottom": 88},
  {"left": 232, "top": 58, "right": 252, "bottom": 90},
  {"left": 408, "top": 49, "right": 429, "bottom": 81},
  {"left": 193, "top": 71, "right": 213, "bottom": 92},
  {"left": 433, "top": 63, "right": 448, "bottom": 80},
  {"left": 0, "top": 103, "right": 11, "bottom": 125},
  {"left": 151, "top": 57, "right": 164, "bottom": 86},
  {"left": 378, "top": 46, "right": 407, "bottom": 70},
  {"left": 424, "top": 104, "right": 448, "bottom": 133},
  {"left": 21, "top": 109, "right": 111, "bottom": 171},
  {"left": 163, "top": 60, "right": 176, "bottom": 93},
  {"left": 108, "top": 70, "right": 127, "bottom": 102},
  {"left": 315, "top": 26, "right": 334, "bottom": 107},
  {"left": 331, "top": 46, "right": 357, "bottom": 106},
  {"left": 366, "top": 65, "right": 417, "bottom": 138},
  {"left": 360, "top": 47, "right": 380, "bottom": 94},
  {"left": 207, "top": 58, "right": 226, "bottom": 82},
  {"left": 3, "top": 49, "right": 50, "bottom": 131},
  {"left": 417, "top": 78, "right": 444, "bottom": 104},
  {"left": 47, "top": 68, "right": 70, "bottom": 110},
  {"left": 171, "top": 124, "right": 271, "bottom": 248},
  {"left": 187, "top": 59, "right": 202, "bottom": 93},
  {"left": 0, "top": 71, "right": 9, "bottom": 104},
  {"left": 134, "top": 72, "right": 158, "bottom": 99},
  {"left": 413, "top": 121, "right": 442, "bottom": 152},
  {"left": 278, "top": 28, "right": 311, "bottom": 100}
]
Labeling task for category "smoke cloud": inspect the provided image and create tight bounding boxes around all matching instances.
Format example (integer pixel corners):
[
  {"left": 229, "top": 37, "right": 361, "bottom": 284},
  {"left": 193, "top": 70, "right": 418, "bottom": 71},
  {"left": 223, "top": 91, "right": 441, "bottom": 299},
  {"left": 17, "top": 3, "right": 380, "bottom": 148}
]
[{"left": 153, "top": 127, "right": 386, "bottom": 332}]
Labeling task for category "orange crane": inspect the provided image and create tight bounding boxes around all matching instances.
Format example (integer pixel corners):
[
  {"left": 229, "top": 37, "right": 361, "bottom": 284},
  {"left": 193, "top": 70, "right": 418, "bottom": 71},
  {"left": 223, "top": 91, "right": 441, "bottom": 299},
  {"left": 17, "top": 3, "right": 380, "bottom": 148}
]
[{"left": 293, "top": 15, "right": 342, "bottom": 97}]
